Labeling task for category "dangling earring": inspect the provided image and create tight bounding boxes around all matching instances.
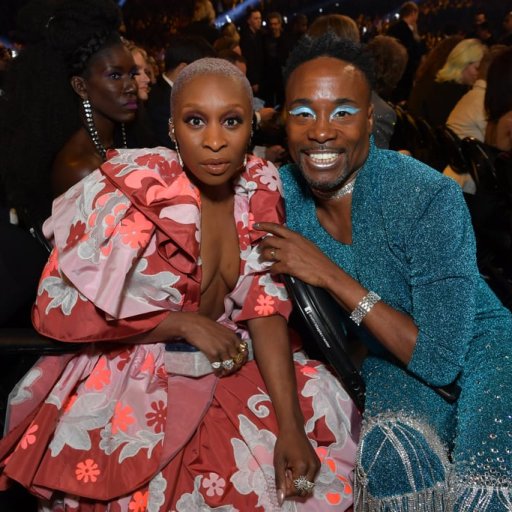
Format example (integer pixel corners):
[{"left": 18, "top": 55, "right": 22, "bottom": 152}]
[
  {"left": 243, "top": 154, "right": 248, "bottom": 167},
  {"left": 169, "top": 120, "right": 184, "bottom": 167},
  {"left": 83, "top": 98, "right": 107, "bottom": 159}
]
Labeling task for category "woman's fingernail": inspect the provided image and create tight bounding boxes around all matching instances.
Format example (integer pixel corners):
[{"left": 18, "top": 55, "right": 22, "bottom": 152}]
[{"left": 277, "top": 489, "right": 285, "bottom": 506}]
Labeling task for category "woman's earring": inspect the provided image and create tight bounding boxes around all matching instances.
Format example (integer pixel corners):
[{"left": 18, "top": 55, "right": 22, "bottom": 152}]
[
  {"left": 83, "top": 98, "right": 107, "bottom": 159},
  {"left": 169, "top": 121, "right": 184, "bottom": 167},
  {"left": 243, "top": 154, "right": 248, "bottom": 167}
]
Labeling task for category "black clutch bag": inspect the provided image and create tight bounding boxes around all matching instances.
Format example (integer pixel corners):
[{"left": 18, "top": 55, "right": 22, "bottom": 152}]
[
  {"left": 283, "top": 275, "right": 460, "bottom": 408},
  {"left": 283, "top": 275, "right": 366, "bottom": 411}
]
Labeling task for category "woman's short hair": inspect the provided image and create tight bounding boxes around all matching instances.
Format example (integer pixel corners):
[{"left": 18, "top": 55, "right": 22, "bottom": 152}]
[
  {"left": 171, "top": 57, "right": 253, "bottom": 113},
  {"left": 436, "top": 38, "right": 486, "bottom": 83}
]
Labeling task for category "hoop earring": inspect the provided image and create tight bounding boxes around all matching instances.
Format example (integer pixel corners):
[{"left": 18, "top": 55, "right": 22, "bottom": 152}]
[
  {"left": 243, "top": 154, "right": 248, "bottom": 167},
  {"left": 169, "top": 123, "right": 184, "bottom": 168}
]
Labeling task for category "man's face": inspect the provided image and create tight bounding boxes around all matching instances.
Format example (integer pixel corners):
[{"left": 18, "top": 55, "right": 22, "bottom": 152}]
[
  {"left": 285, "top": 56, "right": 373, "bottom": 194},
  {"left": 248, "top": 11, "right": 262, "bottom": 32},
  {"left": 269, "top": 17, "right": 282, "bottom": 37}
]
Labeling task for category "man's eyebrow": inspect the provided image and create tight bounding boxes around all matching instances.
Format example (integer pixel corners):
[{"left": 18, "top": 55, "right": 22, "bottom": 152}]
[{"left": 288, "top": 98, "right": 358, "bottom": 106}]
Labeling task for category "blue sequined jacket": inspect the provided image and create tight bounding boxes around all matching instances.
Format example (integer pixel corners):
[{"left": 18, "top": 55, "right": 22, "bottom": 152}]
[{"left": 280, "top": 142, "right": 512, "bottom": 392}]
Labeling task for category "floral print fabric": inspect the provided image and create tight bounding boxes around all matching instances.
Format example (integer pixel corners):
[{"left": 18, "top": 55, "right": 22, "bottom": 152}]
[{"left": 0, "top": 149, "right": 359, "bottom": 510}]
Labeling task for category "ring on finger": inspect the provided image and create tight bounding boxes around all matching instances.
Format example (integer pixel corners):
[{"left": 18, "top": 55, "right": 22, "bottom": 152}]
[
  {"left": 270, "top": 248, "right": 277, "bottom": 260},
  {"left": 233, "top": 352, "right": 245, "bottom": 365},
  {"left": 211, "top": 361, "right": 222, "bottom": 370},
  {"left": 222, "top": 358, "right": 235, "bottom": 370},
  {"left": 293, "top": 475, "right": 315, "bottom": 494},
  {"left": 238, "top": 341, "right": 248, "bottom": 353}
]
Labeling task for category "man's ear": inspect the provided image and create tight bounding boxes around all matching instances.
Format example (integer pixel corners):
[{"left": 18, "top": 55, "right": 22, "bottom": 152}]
[
  {"left": 367, "top": 102, "right": 374, "bottom": 133},
  {"left": 70, "top": 76, "right": 87, "bottom": 99}
]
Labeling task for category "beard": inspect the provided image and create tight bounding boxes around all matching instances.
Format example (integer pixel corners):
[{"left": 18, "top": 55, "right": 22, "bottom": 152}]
[{"left": 297, "top": 165, "right": 350, "bottom": 193}]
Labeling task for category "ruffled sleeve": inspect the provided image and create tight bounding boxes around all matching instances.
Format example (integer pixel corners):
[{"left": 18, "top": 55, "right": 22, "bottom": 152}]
[
  {"left": 225, "top": 156, "right": 292, "bottom": 324},
  {"left": 32, "top": 148, "right": 201, "bottom": 342}
]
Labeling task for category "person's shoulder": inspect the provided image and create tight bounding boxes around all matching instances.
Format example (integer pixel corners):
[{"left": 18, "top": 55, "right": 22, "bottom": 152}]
[
  {"left": 52, "top": 134, "right": 103, "bottom": 197},
  {"left": 105, "top": 147, "right": 180, "bottom": 174},
  {"left": 372, "top": 148, "right": 453, "bottom": 193}
]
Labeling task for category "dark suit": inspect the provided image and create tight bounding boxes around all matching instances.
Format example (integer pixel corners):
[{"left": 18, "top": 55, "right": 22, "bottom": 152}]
[
  {"left": 146, "top": 75, "right": 174, "bottom": 149},
  {"left": 240, "top": 27, "right": 265, "bottom": 92},
  {"left": 387, "top": 19, "right": 426, "bottom": 103}
]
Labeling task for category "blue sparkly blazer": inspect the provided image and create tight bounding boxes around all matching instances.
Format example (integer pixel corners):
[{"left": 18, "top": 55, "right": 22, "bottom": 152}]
[{"left": 280, "top": 141, "right": 512, "bottom": 391}]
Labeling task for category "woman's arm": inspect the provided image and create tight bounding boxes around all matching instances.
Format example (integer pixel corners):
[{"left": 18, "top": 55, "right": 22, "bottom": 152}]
[{"left": 248, "top": 314, "right": 320, "bottom": 504}]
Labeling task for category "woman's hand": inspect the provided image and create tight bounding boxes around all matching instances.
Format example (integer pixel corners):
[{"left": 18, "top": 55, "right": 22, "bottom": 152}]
[
  {"left": 274, "top": 427, "right": 320, "bottom": 505},
  {"left": 170, "top": 313, "right": 248, "bottom": 375},
  {"left": 255, "top": 222, "right": 339, "bottom": 289}
]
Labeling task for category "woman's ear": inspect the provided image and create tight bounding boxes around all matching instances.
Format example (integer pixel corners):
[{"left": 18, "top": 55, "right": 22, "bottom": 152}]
[{"left": 70, "top": 76, "right": 87, "bottom": 99}]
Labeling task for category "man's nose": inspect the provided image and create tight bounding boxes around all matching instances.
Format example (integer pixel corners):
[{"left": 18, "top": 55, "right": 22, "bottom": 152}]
[{"left": 307, "top": 113, "right": 336, "bottom": 143}]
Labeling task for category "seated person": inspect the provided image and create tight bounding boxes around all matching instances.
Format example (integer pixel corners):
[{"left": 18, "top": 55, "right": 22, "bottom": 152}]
[{"left": 0, "top": 58, "right": 359, "bottom": 511}]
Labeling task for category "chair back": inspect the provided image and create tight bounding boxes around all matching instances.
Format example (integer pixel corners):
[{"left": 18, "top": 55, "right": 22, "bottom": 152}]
[
  {"left": 462, "top": 138, "right": 500, "bottom": 192},
  {"left": 437, "top": 126, "right": 470, "bottom": 174}
]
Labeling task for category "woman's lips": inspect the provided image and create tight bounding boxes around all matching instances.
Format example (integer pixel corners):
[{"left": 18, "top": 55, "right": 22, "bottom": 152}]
[
  {"left": 125, "top": 101, "right": 138, "bottom": 110},
  {"left": 201, "top": 160, "right": 230, "bottom": 175}
]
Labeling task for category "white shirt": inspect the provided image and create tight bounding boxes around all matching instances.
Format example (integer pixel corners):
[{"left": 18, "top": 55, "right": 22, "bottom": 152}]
[{"left": 447, "top": 79, "right": 487, "bottom": 142}]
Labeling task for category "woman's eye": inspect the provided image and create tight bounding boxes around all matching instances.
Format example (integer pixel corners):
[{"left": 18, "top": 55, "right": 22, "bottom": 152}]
[
  {"left": 224, "top": 117, "right": 242, "bottom": 127},
  {"left": 288, "top": 106, "right": 316, "bottom": 119},
  {"left": 330, "top": 106, "right": 360, "bottom": 120},
  {"left": 185, "top": 117, "right": 204, "bottom": 127},
  {"left": 109, "top": 72, "right": 121, "bottom": 80}
]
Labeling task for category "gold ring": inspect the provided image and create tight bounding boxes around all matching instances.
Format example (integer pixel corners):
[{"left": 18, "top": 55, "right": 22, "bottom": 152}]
[
  {"left": 233, "top": 352, "right": 245, "bottom": 365},
  {"left": 238, "top": 341, "right": 248, "bottom": 353},
  {"left": 270, "top": 249, "right": 276, "bottom": 260}
]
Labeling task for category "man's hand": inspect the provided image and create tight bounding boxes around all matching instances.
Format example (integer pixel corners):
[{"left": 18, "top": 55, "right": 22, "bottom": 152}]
[{"left": 254, "top": 222, "right": 338, "bottom": 288}]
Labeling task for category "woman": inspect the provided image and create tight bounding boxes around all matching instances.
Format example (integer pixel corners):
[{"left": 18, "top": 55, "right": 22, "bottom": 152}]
[
  {"left": 0, "top": 0, "right": 138, "bottom": 225},
  {"left": 125, "top": 41, "right": 151, "bottom": 102},
  {"left": 419, "top": 38, "right": 486, "bottom": 127},
  {"left": 407, "top": 34, "right": 464, "bottom": 118},
  {"left": 0, "top": 58, "right": 359, "bottom": 511}
]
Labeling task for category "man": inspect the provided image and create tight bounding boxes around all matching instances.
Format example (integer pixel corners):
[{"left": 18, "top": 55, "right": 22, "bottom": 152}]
[
  {"left": 262, "top": 11, "right": 289, "bottom": 106},
  {"left": 239, "top": 7, "right": 265, "bottom": 95},
  {"left": 256, "top": 33, "right": 511, "bottom": 510},
  {"left": 146, "top": 35, "right": 214, "bottom": 148},
  {"left": 387, "top": 1, "right": 426, "bottom": 103}
]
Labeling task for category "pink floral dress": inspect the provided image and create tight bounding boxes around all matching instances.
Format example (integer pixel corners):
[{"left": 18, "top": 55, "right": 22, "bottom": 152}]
[{"left": 0, "top": 148, "right": 360, "bottom": 511}]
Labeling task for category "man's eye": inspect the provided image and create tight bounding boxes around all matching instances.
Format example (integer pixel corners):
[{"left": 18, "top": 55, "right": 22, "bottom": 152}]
[
  {"left": 288, "top": 106, "right": 316, "bottom": 119},
  {"left": 330, "top": 106, "right": 360, "bottom": 120}
]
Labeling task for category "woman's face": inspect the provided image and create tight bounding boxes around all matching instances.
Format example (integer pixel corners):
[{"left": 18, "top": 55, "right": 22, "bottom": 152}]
[
  {"left": 82, "top": 43, "right": 138, "bottom": 124},
  {"left": 172, "top": 73, "right": 252, "bottom": 191},
  {"left": 461, "top": 60, "right": 481, "bottom": 85},
  {"left": 132, "top": 50, "right": 151, "bottom": 101}
]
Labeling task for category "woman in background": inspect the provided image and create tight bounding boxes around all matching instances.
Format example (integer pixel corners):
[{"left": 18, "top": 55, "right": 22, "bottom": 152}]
[{"left": 417, "top": 38, "right": 486, "bottom": 127}]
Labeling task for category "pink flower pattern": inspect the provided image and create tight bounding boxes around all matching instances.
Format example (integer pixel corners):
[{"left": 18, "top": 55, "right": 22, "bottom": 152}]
[{"left": 202, "top": 472, "right": 226, "bottom": 497}]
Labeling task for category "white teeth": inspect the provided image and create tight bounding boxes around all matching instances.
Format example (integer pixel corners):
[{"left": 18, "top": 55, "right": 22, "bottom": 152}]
[{"left": 308, "top": 152, "right": 339, "bottom": 166}]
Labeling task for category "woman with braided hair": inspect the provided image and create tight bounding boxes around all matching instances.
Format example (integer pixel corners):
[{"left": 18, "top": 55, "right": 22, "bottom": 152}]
[{"left": 0, "top": 0, "right": 138, "bottom": 228}]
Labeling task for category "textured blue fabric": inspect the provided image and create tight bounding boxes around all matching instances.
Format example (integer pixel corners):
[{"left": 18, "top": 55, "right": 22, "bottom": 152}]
[{"left": 281, "top": 140, "right": 512, "bottom": 504}]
